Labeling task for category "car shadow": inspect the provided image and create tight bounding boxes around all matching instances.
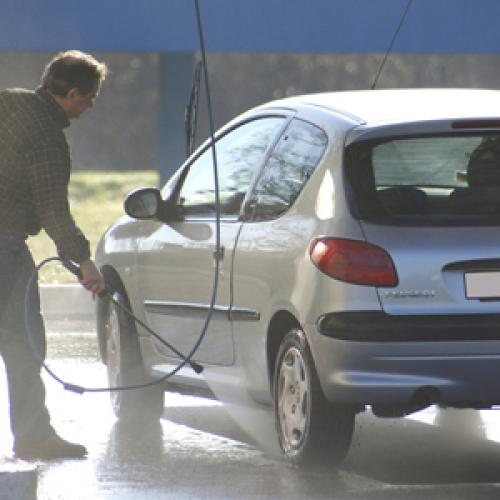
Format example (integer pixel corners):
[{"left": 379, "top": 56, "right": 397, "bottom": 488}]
[{"left": 344, "top": 408, "right": 500, "bottom": 484}]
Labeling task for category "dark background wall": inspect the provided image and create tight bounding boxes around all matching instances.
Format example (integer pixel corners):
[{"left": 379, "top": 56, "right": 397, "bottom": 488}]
[{"left": 1, "top": 52, "right": 500, "bottom": 174}]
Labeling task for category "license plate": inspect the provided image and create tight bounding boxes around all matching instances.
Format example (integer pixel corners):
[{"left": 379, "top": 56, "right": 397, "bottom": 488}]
[{"left": 465, "top": 271, "right": 500, "bottom": 299}]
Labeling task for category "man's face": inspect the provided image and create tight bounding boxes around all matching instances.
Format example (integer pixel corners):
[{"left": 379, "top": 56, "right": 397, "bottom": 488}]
[{"left": 64, "top": 83, "right": 99, "bottom": 119}]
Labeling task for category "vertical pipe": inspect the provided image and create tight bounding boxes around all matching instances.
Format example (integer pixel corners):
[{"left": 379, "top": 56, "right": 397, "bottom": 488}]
[{"left": 158, "top": 51, "right": 196, "bottom": 186}]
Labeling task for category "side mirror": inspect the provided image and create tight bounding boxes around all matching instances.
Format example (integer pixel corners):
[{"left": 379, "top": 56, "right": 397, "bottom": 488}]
[{"left": 124, "top": 188, "right": 162, "bottom": 220}]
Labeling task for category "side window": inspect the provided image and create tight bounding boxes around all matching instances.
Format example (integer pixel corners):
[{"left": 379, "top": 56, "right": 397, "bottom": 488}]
[
  {"left": 178, "top": 117, "right": 285, "bottom": 219},
  {"left": 249, "top": 119, "right": 327, "bottom": 220}
]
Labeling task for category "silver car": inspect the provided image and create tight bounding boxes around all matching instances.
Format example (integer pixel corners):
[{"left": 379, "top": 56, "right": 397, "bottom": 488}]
[{"left": 95, "top": 88, "right": 500, "bottom": 467}]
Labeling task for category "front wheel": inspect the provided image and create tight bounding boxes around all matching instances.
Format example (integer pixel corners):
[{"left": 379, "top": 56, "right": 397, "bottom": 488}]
[
  {"left": 273, "top": 329, "right": 355, "bottom": 468},
  {"left": 103, "top": 292, "right": 164, "bottom": 421}
]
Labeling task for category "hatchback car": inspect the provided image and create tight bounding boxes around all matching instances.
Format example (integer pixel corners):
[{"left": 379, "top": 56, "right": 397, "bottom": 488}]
[{"left": 95, "top": 88, "right": 500, "bottom": 467}]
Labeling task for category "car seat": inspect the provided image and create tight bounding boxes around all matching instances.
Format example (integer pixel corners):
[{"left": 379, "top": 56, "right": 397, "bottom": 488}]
[
  {"left": 378, "top": 186, "right": 429, "bottom": 216},
  {"left": 449, "top": 137, "right": 500, "bottom": 215}
]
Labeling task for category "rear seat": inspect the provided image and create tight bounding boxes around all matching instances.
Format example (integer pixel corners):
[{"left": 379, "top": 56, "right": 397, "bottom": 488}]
[{"left": 378, "top": 186, "right": 429, "bottom": 216}]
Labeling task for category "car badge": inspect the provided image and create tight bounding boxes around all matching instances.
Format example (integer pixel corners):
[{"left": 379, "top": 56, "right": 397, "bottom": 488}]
[{"left": 383, "top": 290, "right": 436, "bottom": 299}]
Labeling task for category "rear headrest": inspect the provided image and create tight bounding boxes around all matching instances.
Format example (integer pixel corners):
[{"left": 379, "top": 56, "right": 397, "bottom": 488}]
[
  {"left": 467, "top": 138, "right": 500, "bottom": 186},
  {"left": 378, "top": 186, "right": 428, "bottom": 215}
]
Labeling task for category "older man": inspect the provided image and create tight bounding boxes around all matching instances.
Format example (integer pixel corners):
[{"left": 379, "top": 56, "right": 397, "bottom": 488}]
[{"left": 0, "top": 51, "right": 107, "bottom": 460}]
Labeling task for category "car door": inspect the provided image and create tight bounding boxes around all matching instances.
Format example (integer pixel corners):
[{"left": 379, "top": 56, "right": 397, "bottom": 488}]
[
  {"left": 230, "top": 118, "right": 329, "bottom": 394},
  {"left": 136, "top": 116, "right": 288, "bottom": 367}
]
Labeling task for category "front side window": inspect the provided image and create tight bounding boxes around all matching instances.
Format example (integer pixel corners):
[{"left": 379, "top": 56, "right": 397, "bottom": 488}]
[
  {"left": 248, "top": 119, "right": 327, "bottom": 220},
  {"left": 177, "top": 117, "right": 285, "bottom": 219},
  {"left": 347, "top": 134, "right": 500, "bottom": 225}
]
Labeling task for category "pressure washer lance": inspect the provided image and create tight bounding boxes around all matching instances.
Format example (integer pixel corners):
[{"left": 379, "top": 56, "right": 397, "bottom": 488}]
[
  {"left": 61, "top": 260, "right": 204, "bottom": 376},
  {"left": 23, "top": 255, "right": 207, "bottom": 398}
]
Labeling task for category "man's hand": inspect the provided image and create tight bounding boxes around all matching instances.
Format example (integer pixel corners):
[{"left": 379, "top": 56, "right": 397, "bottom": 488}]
[{"left": 78, "top": 259, "right": 106, "bottom": 294}]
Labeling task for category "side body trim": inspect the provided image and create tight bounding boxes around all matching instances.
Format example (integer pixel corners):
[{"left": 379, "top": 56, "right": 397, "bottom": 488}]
[{"left": 144, "top": 300, "right": 260, "bottom": 322}]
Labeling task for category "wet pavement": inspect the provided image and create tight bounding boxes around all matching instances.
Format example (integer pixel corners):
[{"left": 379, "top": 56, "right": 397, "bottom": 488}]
[{"left": 2, "top": 320, "right": 500, "bottom": 499}]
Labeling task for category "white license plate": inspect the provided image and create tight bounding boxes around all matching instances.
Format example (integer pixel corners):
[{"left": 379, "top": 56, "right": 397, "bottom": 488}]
[{"left": 465, "top": 271, "right": 500, "bottom": 299}]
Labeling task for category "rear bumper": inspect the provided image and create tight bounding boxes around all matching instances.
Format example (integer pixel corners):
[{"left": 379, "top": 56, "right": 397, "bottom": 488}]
[
  {"left": 317, "top": 311, "right": 500, "bottom": 341},
  {"left": 306, "top": 314, "right": 500, "bottom": 408}
]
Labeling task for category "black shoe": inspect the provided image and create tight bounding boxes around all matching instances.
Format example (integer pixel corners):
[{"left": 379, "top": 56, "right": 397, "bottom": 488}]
[{"left": 14, "top": 434, "right": 87, "bottom": 460}]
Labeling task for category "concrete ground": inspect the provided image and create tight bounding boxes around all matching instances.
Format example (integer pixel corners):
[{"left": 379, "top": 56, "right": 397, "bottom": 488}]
[
  {"left": 2, "top": 288, "right": 500, "bottom": 499},
  {"left": 0, "top": 285, "right": 89, "bottom": 500}
]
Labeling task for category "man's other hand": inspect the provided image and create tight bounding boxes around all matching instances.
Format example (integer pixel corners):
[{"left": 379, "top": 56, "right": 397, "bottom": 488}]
[{"left": 79, "top": 259, "right": 106, "bottom": 294}]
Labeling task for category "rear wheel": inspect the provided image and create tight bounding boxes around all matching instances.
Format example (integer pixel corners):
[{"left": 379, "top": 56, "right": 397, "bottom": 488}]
[
  {"left": 103, "top": 292, "right": 164, "bottom": 421},
  {"left": 273, "top": 329, "right": 355, "bottom": 467}
]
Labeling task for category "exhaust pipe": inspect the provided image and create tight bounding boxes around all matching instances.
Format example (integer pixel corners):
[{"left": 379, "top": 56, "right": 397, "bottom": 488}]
[{"left": 372, "top": 386, "right": 441, "bottom": 418}]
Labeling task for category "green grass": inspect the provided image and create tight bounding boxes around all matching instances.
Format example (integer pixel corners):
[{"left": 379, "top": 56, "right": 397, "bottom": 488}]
[{"left": 28, "top": 170, "right": 159, "bottom": 283}]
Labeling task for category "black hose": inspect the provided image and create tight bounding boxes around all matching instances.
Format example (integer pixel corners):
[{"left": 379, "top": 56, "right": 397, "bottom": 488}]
[{"left": 24, "top": 0, "right": 221, "bottom": 395}]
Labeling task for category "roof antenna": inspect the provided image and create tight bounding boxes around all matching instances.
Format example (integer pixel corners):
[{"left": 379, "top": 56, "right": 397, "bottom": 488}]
[{"left": 371, "top": 0, "right": 414, "bottom": 90}]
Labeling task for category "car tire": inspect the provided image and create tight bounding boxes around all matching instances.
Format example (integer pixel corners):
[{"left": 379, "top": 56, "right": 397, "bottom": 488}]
[
  {"left": 103, "top": 292, "right": 164, "bottom": 421},
  {"left": 273, "top": 329, "right": 355, "bottom": 468}
]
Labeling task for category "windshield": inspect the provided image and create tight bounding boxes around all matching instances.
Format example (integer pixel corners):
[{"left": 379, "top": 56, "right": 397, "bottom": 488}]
[{"left": 346, "top": 134, "right": 500, "bottom": 225}]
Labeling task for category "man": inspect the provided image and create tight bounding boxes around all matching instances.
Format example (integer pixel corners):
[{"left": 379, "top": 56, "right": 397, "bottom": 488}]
[{"left": 0, "top": 51, "right": 107, "bottom": 460}]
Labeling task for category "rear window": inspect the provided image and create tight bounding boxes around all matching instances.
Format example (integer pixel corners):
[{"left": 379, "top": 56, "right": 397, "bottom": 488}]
[{"left": 346, "top": 134, "right": 500, "bottom": 225}]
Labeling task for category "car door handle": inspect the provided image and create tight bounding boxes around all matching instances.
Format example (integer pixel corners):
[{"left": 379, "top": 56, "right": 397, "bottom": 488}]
[{"left": 213, "top": 245, "right": 225, "bottom": 260}]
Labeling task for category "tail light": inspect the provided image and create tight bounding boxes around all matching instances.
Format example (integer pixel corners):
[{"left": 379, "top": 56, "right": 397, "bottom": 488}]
[{"left": 309, "top": 238, "right": 398, "bottom": 287}]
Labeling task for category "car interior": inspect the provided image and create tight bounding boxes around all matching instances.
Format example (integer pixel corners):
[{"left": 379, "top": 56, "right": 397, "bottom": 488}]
[{"left": 347, "top": 135, "right": 500, "bottom": 225}]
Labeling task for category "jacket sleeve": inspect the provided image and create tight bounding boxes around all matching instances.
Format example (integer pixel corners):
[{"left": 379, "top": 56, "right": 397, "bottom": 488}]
[{"left": 25, "top": 138, "right": 91, "bottom": 264}]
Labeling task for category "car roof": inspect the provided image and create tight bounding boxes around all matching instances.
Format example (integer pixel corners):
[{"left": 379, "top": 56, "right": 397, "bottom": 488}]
[{"left": 269, "top": 89, "right": 500, "bottom": 126}]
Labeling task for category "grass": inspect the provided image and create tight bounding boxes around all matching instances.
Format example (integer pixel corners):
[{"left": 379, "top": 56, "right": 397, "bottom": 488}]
[{"left": 28, "top": 170, "right": 159, "bottom": 283}]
